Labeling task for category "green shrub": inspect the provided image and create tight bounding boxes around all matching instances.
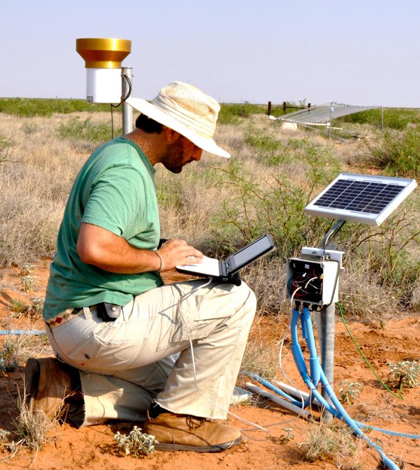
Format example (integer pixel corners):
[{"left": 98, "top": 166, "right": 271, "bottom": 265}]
[
  {"left": 58, "top": 117, "right": 120, "bottom": 143},
  {"left": 0, "top": 136, "right": 13, "bottom": 164},
  {"left": 339, "top": 380, "right": 362, "bottom": 404},
  {"left": 339, "top": 107, "right": 420, "bottom": 130},
  {"left": 0, "top": 338, "right": 19, "bottom": 373},
  {"left": 338, "top": 201, "right": 420, "bottom": 311},
  {"left": 387, "top": 360, "right": 420, "bottom": 390},
  {"left": 218, "top": 102, "right": 265, "bottom": 125},
  {"left": 209, "top": 140, "right": 341, "bottom": 258},
  {"left": 114, "top": 426, "right": 158, "bottom": 457},
  {"left": 245, "top": 126, "right": 282, "bottom": 152},
  {"left": 362, "top": 128, "right": 420, "bottom": 178},
  {"left": 0, "top": 98, "right": 112, "bottom": 117}
]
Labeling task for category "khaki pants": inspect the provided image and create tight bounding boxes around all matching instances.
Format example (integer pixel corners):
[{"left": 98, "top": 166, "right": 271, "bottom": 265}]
[{"left": 46, "top": 280, "right": 256, "bottom": 426}]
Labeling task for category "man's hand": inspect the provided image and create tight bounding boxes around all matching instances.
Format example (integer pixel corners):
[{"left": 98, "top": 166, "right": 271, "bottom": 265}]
[
  {"left": 157, "top": 239, "right": 203, "bottom": 272},
  {"left": 77, "top": 223, "right": 203, "bottom": 274}
]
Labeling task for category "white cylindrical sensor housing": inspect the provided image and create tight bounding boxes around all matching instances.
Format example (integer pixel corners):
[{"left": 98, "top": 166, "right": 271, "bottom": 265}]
[{"left": 86, "top": 68, "right": 122, "bottom": 103}]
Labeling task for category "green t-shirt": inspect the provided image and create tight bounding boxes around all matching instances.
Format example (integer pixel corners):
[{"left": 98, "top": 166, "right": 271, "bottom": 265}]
[{"left": 44, "top": 136, "right": 163, "bottom": 320}]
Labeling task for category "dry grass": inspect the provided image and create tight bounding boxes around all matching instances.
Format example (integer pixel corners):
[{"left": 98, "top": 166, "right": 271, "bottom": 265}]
[
  {"left": 13, "top": 387, "right": 57, "bottom": 452},
  {"left": 300, "top": 422, "right": 365, "bottom": 468},
  {"left": 0, "top": 110, "right": 419, "bottom": 319}
]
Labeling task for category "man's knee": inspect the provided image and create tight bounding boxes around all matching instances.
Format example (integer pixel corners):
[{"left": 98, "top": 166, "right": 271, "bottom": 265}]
[{"left": 231, "top": 281, "right": 257, "bottom": 318}]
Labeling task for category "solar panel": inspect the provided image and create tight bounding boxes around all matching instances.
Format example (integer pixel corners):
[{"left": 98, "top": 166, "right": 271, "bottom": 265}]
[
  {"left": 305, "top": 173, "right": 417, "bottom": 225},
  {"left": 275, "top": 102, "right": 379, "bottom": 125}
]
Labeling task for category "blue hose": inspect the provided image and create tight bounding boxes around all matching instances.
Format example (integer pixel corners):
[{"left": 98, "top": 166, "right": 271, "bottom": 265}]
[
  {"left": 0, "top": 330, "right": 46, "bottom": 335},
  {"left": 354, "top": 421, "right": 420, "bottom": 440},
  {"left": 318, "top": 367, "right": 399, "bottom": 469},
  {"left": 290, "top": 307, "right": 400, "bottom": 470},
  {"left": 301, "top": 307, "right": 321, "bottom": 387}
]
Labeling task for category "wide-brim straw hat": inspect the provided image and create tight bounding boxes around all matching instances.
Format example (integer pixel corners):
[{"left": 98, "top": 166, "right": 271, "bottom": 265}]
[{"left": 126, "top": 81, "right": 230, "bottom": 158}]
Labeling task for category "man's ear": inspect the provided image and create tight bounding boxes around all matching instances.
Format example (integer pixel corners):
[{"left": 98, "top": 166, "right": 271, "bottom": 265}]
[{"left": 165, "top": 127, "right": 182, "bottom": 143}]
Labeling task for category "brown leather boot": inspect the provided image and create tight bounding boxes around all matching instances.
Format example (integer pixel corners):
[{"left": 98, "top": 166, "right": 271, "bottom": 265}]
[
  {"left": 24, "top": 357, "right": 73, "bottom": 420},
  {"left": 143, "top": 412, "right": 243, "bottom": 452}
]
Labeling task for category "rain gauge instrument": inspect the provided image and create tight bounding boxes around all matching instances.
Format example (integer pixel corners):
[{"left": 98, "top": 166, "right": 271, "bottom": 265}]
[{"left": 76, "top": 38, "right": 134, "bottom": 134}]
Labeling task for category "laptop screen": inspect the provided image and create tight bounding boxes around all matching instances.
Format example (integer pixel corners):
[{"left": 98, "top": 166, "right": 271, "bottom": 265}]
[{"left": 228, "top": 234, "right": 275, "bottom": 273}]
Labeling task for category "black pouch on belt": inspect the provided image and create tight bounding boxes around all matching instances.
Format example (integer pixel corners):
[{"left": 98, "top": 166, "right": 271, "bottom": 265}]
[{"left": 97, "top": 303, "right": 121, "bottom": 322}]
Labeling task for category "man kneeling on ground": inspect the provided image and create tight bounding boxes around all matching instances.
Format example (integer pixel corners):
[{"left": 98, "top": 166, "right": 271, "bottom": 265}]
[{"left": 25, "top": 81, "right": 257, "bottom": 452}]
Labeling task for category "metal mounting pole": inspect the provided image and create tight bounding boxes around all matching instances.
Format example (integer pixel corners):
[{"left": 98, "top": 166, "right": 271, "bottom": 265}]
[
  {"left": 122, "top": 67, "right": 133, "bottom": 135},
  {"left": 319, "top": 219, "right": 345, "bottom": 423},
  {"left": 320, "top": 303, "right": 335, "bottom": 423}
]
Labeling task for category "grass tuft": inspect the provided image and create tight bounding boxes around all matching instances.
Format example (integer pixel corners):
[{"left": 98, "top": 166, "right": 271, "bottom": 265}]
[
  {"left": 14, "top": 394, "right": 55, "bottom": 451},
  {"left": 301, "top": 423, "right": 362, "bottom": 467}
]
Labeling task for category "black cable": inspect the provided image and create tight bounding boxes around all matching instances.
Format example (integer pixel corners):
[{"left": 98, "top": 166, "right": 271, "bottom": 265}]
[
  {"left": 109, "top": 72, "right": 132, "bottom": 138},
  {"left": 111, "top": 72, "right": 132, "bottom": 108},
  {"left": 110, "top": 104, "right": 114, "bottom": 139},
  {"left": 121, "top": 73, "right": 132, "bottom": 102}
]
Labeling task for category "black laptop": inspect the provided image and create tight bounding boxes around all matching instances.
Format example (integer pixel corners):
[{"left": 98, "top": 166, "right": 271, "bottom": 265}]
[{"left": 176, "top": 234, "right": 275, "bottom": 283}]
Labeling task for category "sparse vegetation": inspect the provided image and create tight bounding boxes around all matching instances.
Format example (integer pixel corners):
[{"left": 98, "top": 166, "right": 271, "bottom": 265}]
[
  {"left": 239, "top": 339, "right": 279, "bottom": 382},
  {"left": 360, "top": 128, "right": 420, "bottom": 178},
  {"left": 114, "top": 426, "right": 158, "bottom": 457},
  {"left": 278, "top": 427, "right": 295, "bottom": 443},
  {"left": 21, "top": 275, "right": 38, "bottom": 292},
  {"left": 20, "top": 264, "right": 35, "bottom": 276},
  {"left": 0, "top": 136, "right": 13, "bottom": 165},
  {"left": 0, "top": 98, "right": 112, "bottom": 117},
  {"left": 0, "top": 103, "right": 419, "bottom": 318},
  {"left": 9, "top": 297, "right": 44, "bottom": 320},
  {"left": 0, "top": 99, "right": 418, "bottom": 470},
  {"left": 14, "top": 393, "right": 55, "bottom": 451},
  {"left": 58, "top": 117, "right": 121, "bottom": 143},
  {"left": 29, "top": 297, "right": 45, "bottom": 319},
  {"left": 9, "top": 299, "right": 30, "bottom": 316},
  {"left": 0, "top": 338, "right": 20, "bottom": 373},
  {"left": 339, "top": 380, "right": 362, "bottom": 404},
  {"left": 301, "top": 423, "right": 361, "bottom": 466},
  {"left": 387, "top": 360, "right": 420, "bottom": 391}
]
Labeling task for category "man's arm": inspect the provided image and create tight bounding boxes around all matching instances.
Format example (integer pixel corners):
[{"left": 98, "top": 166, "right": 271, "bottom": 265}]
[{"left": 77, "top": 222, "right": 203, "bottom": 274}]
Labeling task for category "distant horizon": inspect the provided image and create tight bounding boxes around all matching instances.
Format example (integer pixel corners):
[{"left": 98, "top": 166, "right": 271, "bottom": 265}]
[{"left": 1, "top": 95, "right": 419, "bottom": 110}]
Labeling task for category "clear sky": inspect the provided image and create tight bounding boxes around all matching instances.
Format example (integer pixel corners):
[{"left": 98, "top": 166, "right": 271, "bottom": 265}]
[{"left": 1, "top": 0, "right": 420, "bottom": 107}]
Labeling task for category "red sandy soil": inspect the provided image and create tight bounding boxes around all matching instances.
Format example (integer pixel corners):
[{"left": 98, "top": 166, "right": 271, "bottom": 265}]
[{"left": 0, "top": 263, "right": 419, "bottom": 470}]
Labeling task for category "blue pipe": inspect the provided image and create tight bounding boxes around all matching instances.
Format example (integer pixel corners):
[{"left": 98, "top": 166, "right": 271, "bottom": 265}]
[
  {"left": 290, "top": 307, "right": 400, "bottom": 470},
  {"left": 290, "top": 309, "right": 310, "bottom": 381},
  {"left": 0, "top": 330, "right": 46, "bottom": 335},
  {"left": 301, "top": 307, "right": 321, "bottom": 387},
  {"left": 354, "top": 421, "right": 420, "bottom": 440},
  {"left": 318, "top": 367, "right": 399, "bottom": 470}
]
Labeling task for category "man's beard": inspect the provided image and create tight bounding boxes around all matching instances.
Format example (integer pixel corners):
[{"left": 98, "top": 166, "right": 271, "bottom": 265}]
[{"left": 163, "top": 139, "right": 190, "bottom": 173}]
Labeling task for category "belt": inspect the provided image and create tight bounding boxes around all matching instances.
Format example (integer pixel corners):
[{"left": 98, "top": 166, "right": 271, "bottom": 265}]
[{"left": 45, "top": 305, "right": 97, "bottom": 329}]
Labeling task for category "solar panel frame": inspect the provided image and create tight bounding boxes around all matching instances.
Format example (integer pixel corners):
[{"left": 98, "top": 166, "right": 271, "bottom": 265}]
[
  {"left": 277, "top": 102, "right": 379, "bottom": 125},
  {"left": 304, "top": 173, "right": 417, "bottom": 225}
]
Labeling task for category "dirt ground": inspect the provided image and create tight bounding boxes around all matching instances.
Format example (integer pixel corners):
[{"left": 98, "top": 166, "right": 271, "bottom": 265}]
[{"left": 0, "top": 263, "right": 419, "bottom": 470}]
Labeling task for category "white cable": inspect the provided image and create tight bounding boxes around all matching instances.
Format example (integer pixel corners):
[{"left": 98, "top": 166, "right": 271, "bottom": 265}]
[
  {"left": 187, "top": 326, "right": 272, "bottom": 439},
  {"left": 173, "top": 277, "right": 272, "bottom": 439},
  {"left": 162, "top": 277, "right": 308, "bottom": 440},
  {"left": 304, "top": 276, "right": 318, "bottom": 290},
  {"left": 290, "top": 285, "right": 302, "bottom": 305}
]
